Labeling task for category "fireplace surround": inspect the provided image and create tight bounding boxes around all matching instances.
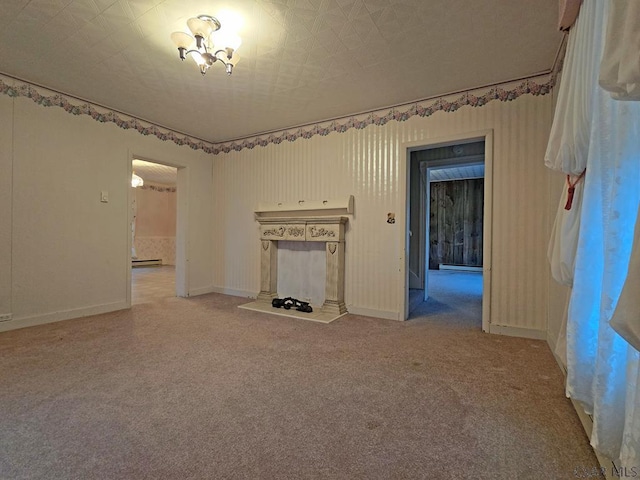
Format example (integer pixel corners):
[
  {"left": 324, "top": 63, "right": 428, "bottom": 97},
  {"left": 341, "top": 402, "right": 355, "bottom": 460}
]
[{"left": 239, "top": 198, "right": 352, "bottom": 323}]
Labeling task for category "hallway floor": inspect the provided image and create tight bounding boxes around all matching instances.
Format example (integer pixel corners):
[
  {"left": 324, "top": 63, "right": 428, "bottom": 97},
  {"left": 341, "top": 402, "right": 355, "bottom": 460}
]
[
  {"left": 131, "top": 266, "right": 175, "bottom": 305},
  {"left": 409, "top": 270, "right": 483, "bottom": 326}
]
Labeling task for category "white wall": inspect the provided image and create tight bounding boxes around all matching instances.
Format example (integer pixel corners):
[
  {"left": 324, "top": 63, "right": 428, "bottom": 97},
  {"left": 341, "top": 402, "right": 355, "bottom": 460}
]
[
  {"left": 0, "top": 88, "right": 213, "bottom": 332},
  {"left": 134, "top": 185, "right": 177, "bottom": 265},
  {"left": 0, "top": 94, "right": 12, "bottom": 319},
  {"left": 212, "top": 93, "right": 559, "bottom": 337},
  {"left": 0, "top": 79, "right": 565, "bottom": 340}
]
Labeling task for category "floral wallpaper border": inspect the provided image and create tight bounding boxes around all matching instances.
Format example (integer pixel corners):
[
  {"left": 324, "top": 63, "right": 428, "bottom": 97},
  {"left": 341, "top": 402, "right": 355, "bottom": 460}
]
[
  {"left": 0, "top": 75, "right": 218, "bottom": 154},
  {"left": 1, "top": 68, "right": 559, "bottom": 156},
  {"left": 139, "top": 184, "right": 177, "bottom": 193},
  {"left": 215, "top": 75, "right": 556, "bottom": 155}
]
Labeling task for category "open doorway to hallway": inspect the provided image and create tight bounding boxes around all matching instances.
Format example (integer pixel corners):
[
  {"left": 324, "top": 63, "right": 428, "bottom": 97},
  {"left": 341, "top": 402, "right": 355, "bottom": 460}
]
[
  {"left": 409, "top": 270, "right": 483, "bottom": 328},
  {"left": 131, "top": 159, "right": 178, "bottom": 305},
  {"left": 407, "top": 140, "right": 486, "bottom": 326}
]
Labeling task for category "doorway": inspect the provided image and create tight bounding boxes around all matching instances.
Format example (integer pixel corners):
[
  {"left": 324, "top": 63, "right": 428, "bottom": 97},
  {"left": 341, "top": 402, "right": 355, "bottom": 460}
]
[
  {"left": 128, "top": 158, "right": 185, "bottom": 305},
  {"left": 402, "top": 131, "right": 493, "bottom": 331}
]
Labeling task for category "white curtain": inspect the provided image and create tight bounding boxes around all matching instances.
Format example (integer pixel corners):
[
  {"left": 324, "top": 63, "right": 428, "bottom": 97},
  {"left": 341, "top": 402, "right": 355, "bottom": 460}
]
[
  {"left": 545, "top": 0, "right": 599, "bottom": 287},
  {"left": 601, "top": 0, "right": 640, "bottom": 355},
  {"left": 611, "top": 221, "right": 640, "bottom": 353},
  {"left": 599, "top": 0, "right": 640, "bottom": 100},
  {"left": 546, "top": 0, "right": 640, "bottom": 467}
]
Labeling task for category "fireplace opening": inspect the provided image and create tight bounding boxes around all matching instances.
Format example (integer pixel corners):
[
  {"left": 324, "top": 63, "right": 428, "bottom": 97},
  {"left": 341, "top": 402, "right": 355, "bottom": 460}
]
[{"left": 277, "top": 241, "right": 327, "bottom": 306}]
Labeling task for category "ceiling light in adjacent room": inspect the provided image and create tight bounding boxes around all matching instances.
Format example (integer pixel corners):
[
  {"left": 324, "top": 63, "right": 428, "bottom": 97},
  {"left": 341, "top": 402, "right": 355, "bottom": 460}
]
[
  {"left": 171, "top": 14, "right": 242, "bottom": 76},
  {"left": 131, "top": 172, "right": 144, "bottom": 188}
]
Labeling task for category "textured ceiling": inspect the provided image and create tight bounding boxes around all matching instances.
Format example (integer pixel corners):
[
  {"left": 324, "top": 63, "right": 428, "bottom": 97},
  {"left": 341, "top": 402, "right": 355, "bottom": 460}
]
[
  {"left": 0, "top": 0, "right": 562, "bottom": 143},
  {"left": 430, "top": 164, "right": 484, "bottom": 182},
  {"left": 133, "top": 159, "right": 177, "bottom": 185}
]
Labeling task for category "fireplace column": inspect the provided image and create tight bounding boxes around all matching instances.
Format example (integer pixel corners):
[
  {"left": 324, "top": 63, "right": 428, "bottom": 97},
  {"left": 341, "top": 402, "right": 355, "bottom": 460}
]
[
  {"left": 322, "top": 241, "right": 347, "bottom": 316},
  {"left": 257, "top": 240, "right": 278, "bottom": 302}
]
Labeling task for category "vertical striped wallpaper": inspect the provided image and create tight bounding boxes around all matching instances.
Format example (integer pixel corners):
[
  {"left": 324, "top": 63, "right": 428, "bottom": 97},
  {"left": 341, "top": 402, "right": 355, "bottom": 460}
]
[{"left": 212, "top": 93, "right": 555, "bottom": 333}]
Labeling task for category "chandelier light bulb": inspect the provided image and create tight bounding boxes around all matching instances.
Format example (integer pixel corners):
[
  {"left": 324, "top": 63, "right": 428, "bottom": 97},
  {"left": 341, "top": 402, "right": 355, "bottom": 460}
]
[{"left": 188, "top": 53, "right": 207, "bottom": 76}]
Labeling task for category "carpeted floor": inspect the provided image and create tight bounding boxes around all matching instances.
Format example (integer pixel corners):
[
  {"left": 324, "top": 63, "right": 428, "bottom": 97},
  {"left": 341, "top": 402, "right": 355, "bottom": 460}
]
[{"left": 1, "top": 290, "right": 598, "bottom": 479}]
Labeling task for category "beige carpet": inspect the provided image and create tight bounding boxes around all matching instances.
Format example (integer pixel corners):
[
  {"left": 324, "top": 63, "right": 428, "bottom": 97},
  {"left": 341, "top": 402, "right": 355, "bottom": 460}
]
[{"left": 1, "top": 292, "right": 597, "bottom": 479}]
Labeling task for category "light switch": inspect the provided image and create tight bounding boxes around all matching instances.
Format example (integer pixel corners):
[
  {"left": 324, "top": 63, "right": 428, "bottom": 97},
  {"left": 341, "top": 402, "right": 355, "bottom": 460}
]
[{"left": 100, "top": 191, "right": 109, "bottom": 203}]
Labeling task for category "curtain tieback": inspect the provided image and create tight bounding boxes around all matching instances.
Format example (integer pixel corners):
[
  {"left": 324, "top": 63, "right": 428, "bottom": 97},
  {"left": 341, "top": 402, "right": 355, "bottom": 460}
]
[{"left": 565, "top": 169, "right": 586, "bottom": 210}]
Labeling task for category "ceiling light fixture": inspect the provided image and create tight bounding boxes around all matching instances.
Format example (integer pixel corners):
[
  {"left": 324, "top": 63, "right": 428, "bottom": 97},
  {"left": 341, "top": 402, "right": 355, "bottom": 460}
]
[
  {"left": 131, "top": 172, "right": 144, "bottom": 188},
  {"left": 171, "top": 14, "right": 241, "bottom": 76}
]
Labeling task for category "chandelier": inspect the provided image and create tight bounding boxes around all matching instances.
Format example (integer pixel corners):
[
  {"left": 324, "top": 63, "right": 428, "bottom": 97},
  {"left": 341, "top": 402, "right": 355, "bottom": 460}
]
[{"left": 171, "top": 15, "right": 241, "bottom": 76}]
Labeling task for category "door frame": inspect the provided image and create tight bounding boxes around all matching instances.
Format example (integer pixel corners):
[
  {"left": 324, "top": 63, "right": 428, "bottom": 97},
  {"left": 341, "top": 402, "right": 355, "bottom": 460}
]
[
  {"left": 126, "top": 154, "right": 189, "bottom": 306},
  {"left": 400, "top": 130, "right": 493, "bottom": 332}
]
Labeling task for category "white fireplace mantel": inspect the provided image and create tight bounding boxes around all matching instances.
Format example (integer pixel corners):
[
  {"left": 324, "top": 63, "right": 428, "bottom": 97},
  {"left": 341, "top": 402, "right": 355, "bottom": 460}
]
[
  {"left": 255, "top": 195, "right": 353, "bottom": 217},
  {"left": 239, "top": 212, "right": 349, "bottom": 323},
  {"left": 258, "top": 216, "right": 347, "bottom": 243}
]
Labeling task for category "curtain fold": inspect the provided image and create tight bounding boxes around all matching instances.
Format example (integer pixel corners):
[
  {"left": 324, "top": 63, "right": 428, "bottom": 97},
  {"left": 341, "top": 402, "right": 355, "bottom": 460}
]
[
  {"left": 599, "top": 0, "right": 640, "bottom": 100},
  {"left": 570, "top": 83, "right": 640, "bottom": 462},
  {"left": 544, "top": 0, "right": 600, "bottom": 287},
  {"left": 546, "top": 0, "right": 640, "bottom": 467},
  {"left": 547, "top": 180, "right": 585, "bottom": 287},
  {"left": 611, "top": 217, "right": 640, "bottom": 353}
]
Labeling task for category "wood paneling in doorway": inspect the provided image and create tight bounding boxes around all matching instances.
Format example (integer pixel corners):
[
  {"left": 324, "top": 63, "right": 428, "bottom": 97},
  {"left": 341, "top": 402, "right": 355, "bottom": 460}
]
[{"left": 430, "top": 179, "right": 483, "bottom": 268}]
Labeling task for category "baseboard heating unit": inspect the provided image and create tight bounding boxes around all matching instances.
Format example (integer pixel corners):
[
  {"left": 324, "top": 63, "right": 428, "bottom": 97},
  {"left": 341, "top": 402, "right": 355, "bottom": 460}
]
[{"left": 132, "top": 259, "right": 162, "bottom": 267}]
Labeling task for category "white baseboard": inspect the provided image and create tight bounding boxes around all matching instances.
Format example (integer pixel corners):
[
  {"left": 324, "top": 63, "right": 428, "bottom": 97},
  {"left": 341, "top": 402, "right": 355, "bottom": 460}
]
[
  {"left": 439, "top": 264, "right": 483, "bottom": 272},
  {"left": 209, "top": 286, "right": 257, "bottom": 299},
  {"left": 347, "top": 306, "right": 400, "bottom": 321},
  {"left": 0, "top": 301, "right": 129, "bottom": 333},
  {"left": 187, "top": 285, "right": 216, "bottom": 296},
  {"left": 547, "top": 330, "right": 559, "bottom": 354},
  {"left": 488, "top": 324, "right": 547, "bottom": 340}
]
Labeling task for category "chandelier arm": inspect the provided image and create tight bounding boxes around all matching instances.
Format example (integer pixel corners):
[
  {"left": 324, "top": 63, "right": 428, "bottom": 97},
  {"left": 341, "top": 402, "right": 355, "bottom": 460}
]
[
  {"left": 184, "top": 48, "right": 215, "bottom": 59},
  {"left": 214, "top": 49, "right": 230, "bottom": 62}
]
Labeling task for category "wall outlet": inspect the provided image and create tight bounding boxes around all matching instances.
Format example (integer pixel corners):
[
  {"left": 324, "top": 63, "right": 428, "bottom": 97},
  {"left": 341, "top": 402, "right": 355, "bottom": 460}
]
[{"left": 0, "top": 313, "right": 12, "bottom": 322}]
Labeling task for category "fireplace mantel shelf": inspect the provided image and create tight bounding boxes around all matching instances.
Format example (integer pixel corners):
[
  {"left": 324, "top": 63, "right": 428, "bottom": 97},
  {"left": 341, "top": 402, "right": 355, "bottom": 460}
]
[{"left": 255, "top": 196, "right": 354, "bottom": 218}]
